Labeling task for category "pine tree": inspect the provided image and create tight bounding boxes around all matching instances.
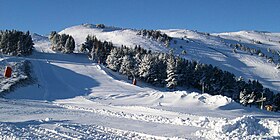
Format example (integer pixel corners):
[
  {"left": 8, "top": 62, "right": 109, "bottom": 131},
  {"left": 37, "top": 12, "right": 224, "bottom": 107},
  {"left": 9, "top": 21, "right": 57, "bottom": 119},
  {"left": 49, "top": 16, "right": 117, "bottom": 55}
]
[
  {"left": 106, "top": 48, "right": 122, "bottom": 71},
  {"left": 263, "top": 88, "right": 273, "bottom": 105},
  {"left": 119, "top": 54, "right": 134, "bottom": 76},
  {"left": 138, "top": 54, "right": 156, "bottom": 83},
  {"left": 17, "top": 40, "right": 23, "bottom": 56},
  {"left": 153, "top": 53, "right": 167, "bottom": 86},
  {"left": 49, "top": 32, "right": 75, "bottom": 53},
  {"left": 273, "top": 93, "right": 280, "bottom": 111},
  {"left": 175, "top": 57, "right": 185, "bottom": 86},
  {"left": 133, "top": 52, "right": 142, "bottom": 77},
  {"left": 165, "top": 55, "right": 178, "bottom": 89},
  {"left": 81, "top": 35, "right": 94, "bottom": 53},
  {"left": 64, "top": 36, "right": 75, "bottom": 53},
  {"left": 0, "top": 30, "right": 33, "bottom": 56}
]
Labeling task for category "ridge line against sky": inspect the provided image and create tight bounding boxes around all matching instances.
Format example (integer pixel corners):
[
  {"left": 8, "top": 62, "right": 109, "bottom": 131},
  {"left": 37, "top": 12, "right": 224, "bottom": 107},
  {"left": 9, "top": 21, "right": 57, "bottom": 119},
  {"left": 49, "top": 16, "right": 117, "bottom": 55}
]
[{"left": 0, "top": 0, "right": 280, "bottom": 35}]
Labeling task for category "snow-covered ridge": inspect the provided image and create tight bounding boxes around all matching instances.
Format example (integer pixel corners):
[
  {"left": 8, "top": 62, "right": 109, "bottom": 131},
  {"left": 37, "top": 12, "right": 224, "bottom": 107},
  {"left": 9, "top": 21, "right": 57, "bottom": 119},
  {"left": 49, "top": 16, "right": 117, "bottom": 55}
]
[
  {"left": 31, "top": 33, "right": 48, "bottom": 42},
  {"left": 59, "top": 24, "right": 280, "bottom": 92},
  {"left": 59, "top": 24, "right": 168, "bottom": 52}
]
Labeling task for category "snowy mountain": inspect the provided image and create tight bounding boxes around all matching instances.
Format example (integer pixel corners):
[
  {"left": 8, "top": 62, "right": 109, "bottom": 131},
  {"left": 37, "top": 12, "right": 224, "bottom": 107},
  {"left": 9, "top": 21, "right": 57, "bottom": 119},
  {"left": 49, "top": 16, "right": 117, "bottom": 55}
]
[
  {"left": 61, "top": 24, "right": 280, "bottom": 92},
  {"left": 0, "top": 24, "right": 279, "bottom": 139},
  {"left": 60, "top": 24, "right": 168, "bottom": 52}
]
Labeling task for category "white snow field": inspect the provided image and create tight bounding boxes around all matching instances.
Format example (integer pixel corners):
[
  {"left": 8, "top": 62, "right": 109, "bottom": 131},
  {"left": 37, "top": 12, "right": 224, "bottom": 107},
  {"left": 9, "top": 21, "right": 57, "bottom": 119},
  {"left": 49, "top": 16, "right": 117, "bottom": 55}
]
[{"left": 0, "top": 25, "right": 279, "bottom": 139}]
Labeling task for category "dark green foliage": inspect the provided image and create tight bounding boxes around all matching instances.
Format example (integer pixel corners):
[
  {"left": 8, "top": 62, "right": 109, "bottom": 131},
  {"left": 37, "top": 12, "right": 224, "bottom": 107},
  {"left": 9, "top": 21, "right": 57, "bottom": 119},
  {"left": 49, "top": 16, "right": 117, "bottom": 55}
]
[
  {"left": 49, "top": 31, "right": 75, "bottom": 53},
  {"left": 166, "top": 55, "right": 178, "bottom": 89},
  {"left": 80, "top": 35, "right": 94, "bottom": 53},
  {"left": 81, "top": 35, "right": 113, "bottom": 63},
  {"left": 119, "top": 53, "right": 135, "bottom": 76},
  {"left": 273, "top": 93, "right": 280, "bottom": 111},
  {"left": 0, "top": 30, "right": 33, "bottom": 56},
  {"left": 138, "top": 53, "right": 156, "bottom": 83},
  {"left": 85, "top": 35, "right": 279, "bottom": 110},
  {"left": 136, "top": 29, "right": 172, "bottom": 46},
  {"left": 106, "top": 47, "right": 122, "bottom": 71}
]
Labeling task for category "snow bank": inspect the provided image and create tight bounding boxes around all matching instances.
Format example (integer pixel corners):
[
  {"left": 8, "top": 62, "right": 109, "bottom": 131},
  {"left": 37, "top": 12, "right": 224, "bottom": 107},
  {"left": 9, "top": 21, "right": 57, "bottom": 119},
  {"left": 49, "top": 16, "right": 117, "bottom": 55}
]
[
  {"left": 114, "top": 91, "right": 237, "bottom": 109},
  {"left": 196, "top": 115, "right": 280, "bottom": 140},
  {"left": 196, "top": 93, "right": 234, "bottom": 107},
  {"left": 0, "top": 60, "right": 31, "bottom": 93}
]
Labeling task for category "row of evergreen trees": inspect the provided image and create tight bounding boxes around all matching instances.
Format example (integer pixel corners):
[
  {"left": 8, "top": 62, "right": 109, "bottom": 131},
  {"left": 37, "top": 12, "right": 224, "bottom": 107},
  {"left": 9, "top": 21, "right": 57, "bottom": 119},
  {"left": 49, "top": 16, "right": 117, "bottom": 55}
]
[
  {"left": 136, "top": 29, "right": 172, "bottom": 46},
  {"left": 231, "top": 43, "right": 280, "bottom": 67},
  {"left": 79, "top": 35, "right": 280, "bottom": 111},
  {"left": 0, "top": 30, "right": 33, "bottom": 56},
  {"left": 108, "top": 46, "right": 280, "bottom": 110},
  {"left": 80, "top": 35, "right": 114, "bottom": 62},
  {"left": 49, "top": 31, "right": 75, "bottom": 53}
]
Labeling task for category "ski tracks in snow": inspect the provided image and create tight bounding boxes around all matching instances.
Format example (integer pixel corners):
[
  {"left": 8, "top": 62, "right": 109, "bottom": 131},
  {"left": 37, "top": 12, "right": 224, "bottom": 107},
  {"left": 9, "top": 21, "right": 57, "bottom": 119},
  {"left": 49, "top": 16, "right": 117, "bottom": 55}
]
[
  {"left": 54, "top": 97, "right": 280, "bottom": 140},
  {"left": 0, "top": 121, "right": 171, "bottom": 140},
  {"left": 55, "top": 99, "right": 225, "bottom": 131}
]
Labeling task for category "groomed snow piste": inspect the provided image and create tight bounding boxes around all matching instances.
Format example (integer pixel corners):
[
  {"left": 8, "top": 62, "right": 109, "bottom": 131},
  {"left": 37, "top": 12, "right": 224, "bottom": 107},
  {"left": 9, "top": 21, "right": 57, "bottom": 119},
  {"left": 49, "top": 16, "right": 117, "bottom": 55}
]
[{"left": 0, "top": 25, "right": 279, "bottom": 139}]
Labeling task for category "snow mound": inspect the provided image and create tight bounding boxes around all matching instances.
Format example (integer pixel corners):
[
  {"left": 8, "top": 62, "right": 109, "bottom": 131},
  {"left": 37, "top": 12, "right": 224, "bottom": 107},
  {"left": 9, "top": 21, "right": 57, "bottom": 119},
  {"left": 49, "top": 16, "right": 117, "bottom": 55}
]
[
  {"left": 196, "top": 115, "right": 280, "bottom": 140},
  {"left": 107, "top": 91, "right": 237, "bottom": 109},
  {"left": 0, "top": 60, "right": 31, "bottom": 93},
  {"left": 222, "top": 116, "right": 268, "bottom": 136},
  {"left": 197, "top": 94, "right": 234, "bottom": 107}
]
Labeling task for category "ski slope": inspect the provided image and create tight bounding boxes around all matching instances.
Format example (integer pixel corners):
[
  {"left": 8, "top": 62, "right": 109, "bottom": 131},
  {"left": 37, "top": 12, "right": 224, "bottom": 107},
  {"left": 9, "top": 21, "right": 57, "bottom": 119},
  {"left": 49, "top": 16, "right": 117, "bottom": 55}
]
[
  {"left": 0, "top": 26, "right": 279, "bottom": 139},
  {"left": 161, "top": 29, "right": 280, "bottom": 92},
  {"left": 60, "top": 24, "right": 280, "bottom": 92}
]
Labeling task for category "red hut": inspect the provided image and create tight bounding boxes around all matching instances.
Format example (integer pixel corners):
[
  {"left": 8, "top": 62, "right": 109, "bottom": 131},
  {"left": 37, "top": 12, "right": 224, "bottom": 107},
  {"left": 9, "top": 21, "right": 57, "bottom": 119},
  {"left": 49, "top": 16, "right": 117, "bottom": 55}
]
[{"left": 4, "top": 66, "right": 12, "bottom": 78}]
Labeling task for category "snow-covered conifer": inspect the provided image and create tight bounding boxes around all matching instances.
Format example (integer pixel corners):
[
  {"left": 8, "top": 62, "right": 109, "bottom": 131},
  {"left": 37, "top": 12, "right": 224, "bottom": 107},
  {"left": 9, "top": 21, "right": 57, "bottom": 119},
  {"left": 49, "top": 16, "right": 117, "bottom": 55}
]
[
  {"left": 106, "top": 48, "right": 122, "bottom": 71},
  {"left": 119, "top": 54, "right": 134, "bottom": 76},
  {"left": 166, "top": 55, "right": 178, "bottom": 89},
  {"left": 138, "top": 54, "right": 155, "bottom": 82}
]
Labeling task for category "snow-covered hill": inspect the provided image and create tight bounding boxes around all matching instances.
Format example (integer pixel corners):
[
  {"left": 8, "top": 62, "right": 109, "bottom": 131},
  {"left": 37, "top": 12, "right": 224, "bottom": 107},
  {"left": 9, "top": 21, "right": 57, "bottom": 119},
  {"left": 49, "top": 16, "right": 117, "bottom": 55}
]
[
  {"left": 0, "top": 25, "right": 279, "bottom": 139},
  {"left": 60, "top": 24, "right": 168, "bottom": 52},
  {"left": 61, "top": 24, "right": 280, "bottom": 92}
]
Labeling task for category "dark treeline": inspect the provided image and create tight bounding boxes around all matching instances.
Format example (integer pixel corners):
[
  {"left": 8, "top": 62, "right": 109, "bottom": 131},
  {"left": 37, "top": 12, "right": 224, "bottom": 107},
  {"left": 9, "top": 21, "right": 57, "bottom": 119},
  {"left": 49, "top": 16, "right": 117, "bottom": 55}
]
[
  {"left": 0, "top": 30, "right": 33, "bottom": 56},
  {"left": 81, "top": 35, "right": 280, "bottom": 111},
  {"left": 49, "top": 31, "right": 75, "bottom": 53},
  {"left": 80, "top": 35, "right": 114, "bottom": 63},
  {"left": 136, "top": 29, "right": 172, "bottom": 46},
  {"left": 231, "top": 43, "right": 280, "bottom": 68}
]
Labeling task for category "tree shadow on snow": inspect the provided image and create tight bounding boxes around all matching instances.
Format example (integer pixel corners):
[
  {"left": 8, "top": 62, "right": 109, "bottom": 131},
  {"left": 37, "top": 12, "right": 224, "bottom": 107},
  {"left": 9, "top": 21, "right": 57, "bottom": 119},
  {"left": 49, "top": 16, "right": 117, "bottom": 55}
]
[
  {"left": 30, "top": 51, "right": 92, "bottom": 65},
  {"left": 0, "top": 119, "right": 69, "bottom": 127},
  {"left": 6, "top": 62, "right": 100, "bottom": 101}
]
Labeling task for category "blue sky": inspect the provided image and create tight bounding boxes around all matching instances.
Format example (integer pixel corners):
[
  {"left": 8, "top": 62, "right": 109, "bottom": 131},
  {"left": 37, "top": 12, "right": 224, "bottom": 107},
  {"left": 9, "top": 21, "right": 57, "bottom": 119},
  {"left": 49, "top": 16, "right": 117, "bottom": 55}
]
[{"left": 0, "top": 0, "right": 279, "bottom": 34}]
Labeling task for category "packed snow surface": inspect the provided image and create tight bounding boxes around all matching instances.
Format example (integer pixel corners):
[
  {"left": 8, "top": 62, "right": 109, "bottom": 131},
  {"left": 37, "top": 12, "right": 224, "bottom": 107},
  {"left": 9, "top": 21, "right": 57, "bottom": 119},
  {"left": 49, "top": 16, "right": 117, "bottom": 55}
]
[{"left": 0, "top": 25, "right": 279, "bottom": 139}]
